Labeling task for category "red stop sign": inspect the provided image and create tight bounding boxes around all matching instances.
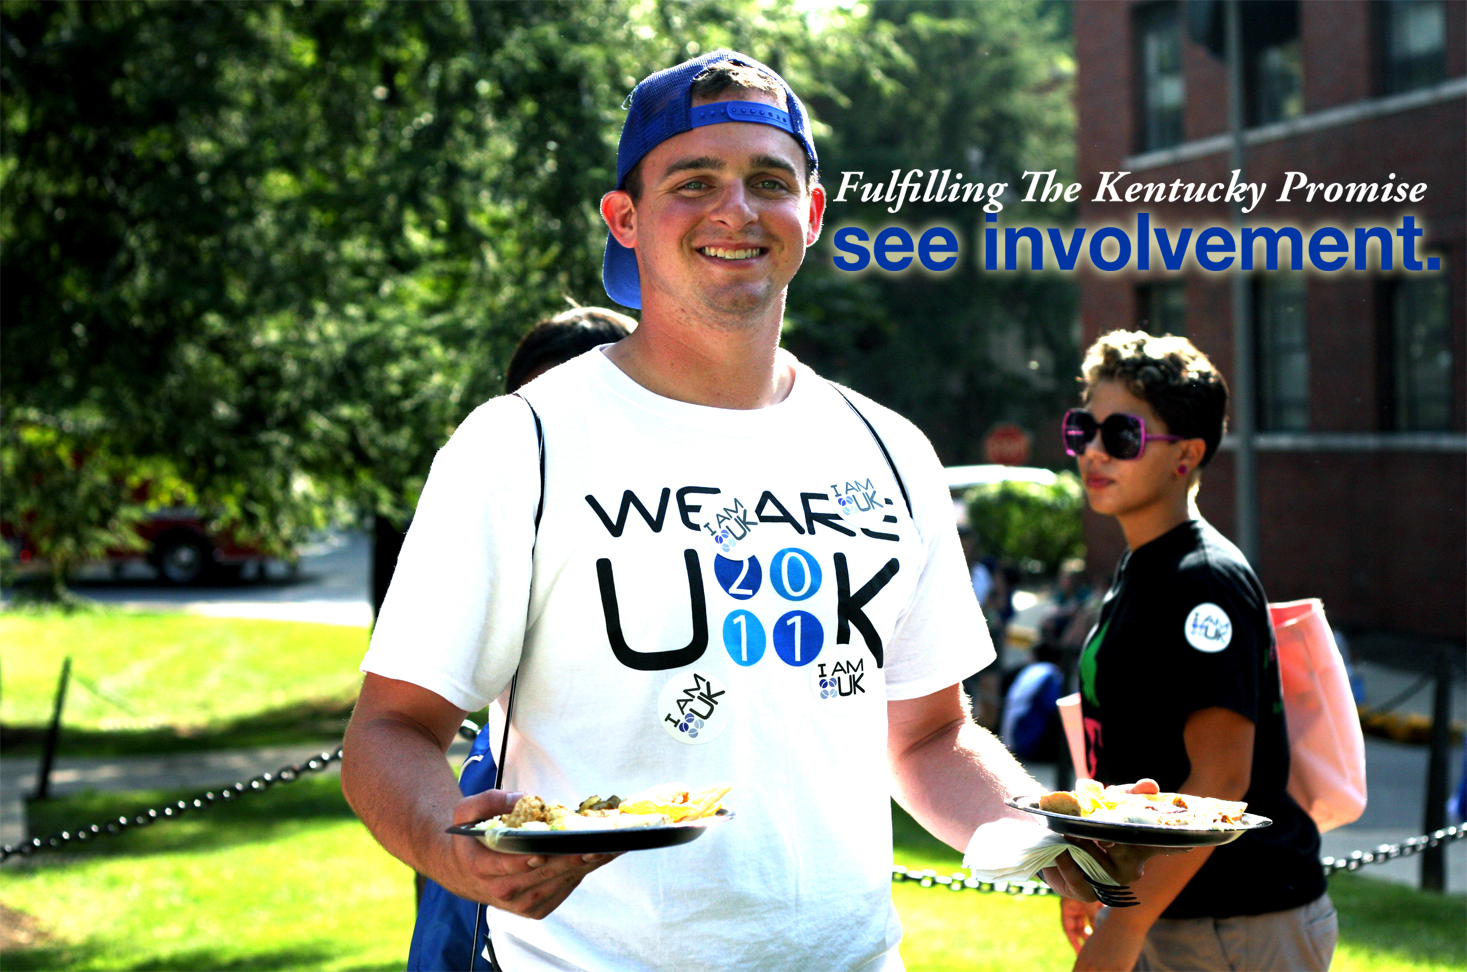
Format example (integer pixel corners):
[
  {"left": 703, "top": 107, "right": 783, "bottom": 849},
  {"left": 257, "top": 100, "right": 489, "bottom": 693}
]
[{"left": 983, "top": 424, "right": 1032, "bottom": 466}]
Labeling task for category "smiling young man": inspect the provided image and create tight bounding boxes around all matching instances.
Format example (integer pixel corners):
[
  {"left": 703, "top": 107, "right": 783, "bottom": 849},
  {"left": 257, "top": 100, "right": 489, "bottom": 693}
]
[{"left": 344, "top": 51, "right": 1144, "bottom": 972}]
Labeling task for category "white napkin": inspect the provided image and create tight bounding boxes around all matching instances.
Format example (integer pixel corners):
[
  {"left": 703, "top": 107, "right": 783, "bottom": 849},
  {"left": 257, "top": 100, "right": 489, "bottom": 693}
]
[{"left": 962, "top": 818, "right": 1119, "bottom": 886}]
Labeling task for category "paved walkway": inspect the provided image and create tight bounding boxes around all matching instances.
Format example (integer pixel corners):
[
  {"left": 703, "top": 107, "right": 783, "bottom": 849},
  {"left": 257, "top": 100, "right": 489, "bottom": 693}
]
[
  {"left": 1, "top": 739, "right": 473, "bottom": 858},
  {"left": 53, "top": 529, "right": 375, "bottom": 628}
]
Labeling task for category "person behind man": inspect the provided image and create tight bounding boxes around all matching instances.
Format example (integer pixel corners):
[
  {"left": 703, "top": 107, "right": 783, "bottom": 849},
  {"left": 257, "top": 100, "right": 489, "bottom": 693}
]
[
  {"left": 406, "top": 304, "right": 634, "bottom": 972},
  {"left": 343, "top": 50, "right": 1151, "bottom": 972},
  {"left": 503, "top": 305, "right": 637, "bottom": 392},
  {"left": 1000, "top": 641, "right": 1064, "bottom": 762}
]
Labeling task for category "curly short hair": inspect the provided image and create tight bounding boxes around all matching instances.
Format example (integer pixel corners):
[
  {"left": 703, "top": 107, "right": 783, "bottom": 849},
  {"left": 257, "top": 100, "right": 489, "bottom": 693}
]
[{"left": 1079, "top": 330, "right": 1229, "bottom": 466}]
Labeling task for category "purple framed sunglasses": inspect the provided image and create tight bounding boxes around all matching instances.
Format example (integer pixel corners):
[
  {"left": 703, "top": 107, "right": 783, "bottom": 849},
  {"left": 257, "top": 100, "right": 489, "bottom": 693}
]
[{"left": 1062, "top": 409, "right": 1185, "bottom": 460}]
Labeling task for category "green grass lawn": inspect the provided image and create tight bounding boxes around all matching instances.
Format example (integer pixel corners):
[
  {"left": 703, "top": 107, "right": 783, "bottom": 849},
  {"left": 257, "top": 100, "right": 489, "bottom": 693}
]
[
  {"left": 3, "top": 777, "right": 415, "bottom": 972},
  {"left": 0, "top": 610, "right": 368, "bottom": 755},
  {"left": 3, "top": 786, "right": 1463, "bottom": 972}
]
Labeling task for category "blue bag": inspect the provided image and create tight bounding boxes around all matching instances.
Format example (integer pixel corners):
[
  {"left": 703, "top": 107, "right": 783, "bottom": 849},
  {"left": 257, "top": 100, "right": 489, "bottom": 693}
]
[
  {"left": 406, "top": 724, "right": 497, "bottom": 971},
  {"left": 1000, "top": 661, "right": 1063, "bottom": 760}
]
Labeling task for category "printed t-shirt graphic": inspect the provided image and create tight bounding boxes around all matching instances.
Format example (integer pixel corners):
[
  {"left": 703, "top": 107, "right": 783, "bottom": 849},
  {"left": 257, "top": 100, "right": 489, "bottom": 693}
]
[
  {"left": 362, "top": 347, "right": 990, "bottom": 972},
  {"left": 1077, "top": 518, "right": 1324, "bottom": 920}
]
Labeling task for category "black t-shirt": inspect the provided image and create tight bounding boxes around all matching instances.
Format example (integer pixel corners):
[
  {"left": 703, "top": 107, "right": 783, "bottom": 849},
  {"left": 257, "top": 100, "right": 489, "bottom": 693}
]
[{"left": 1077, "top": 519, "right": 1324, "bottom": 919}]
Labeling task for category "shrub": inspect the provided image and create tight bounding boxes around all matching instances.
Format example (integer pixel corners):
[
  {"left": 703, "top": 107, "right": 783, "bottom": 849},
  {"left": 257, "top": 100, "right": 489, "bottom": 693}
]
[
  {"left": 1, "top": 414, "right": 151, "bottom": 602},
  {"left": 964, "top": 472, "right": 1085, "bottom": 576}
]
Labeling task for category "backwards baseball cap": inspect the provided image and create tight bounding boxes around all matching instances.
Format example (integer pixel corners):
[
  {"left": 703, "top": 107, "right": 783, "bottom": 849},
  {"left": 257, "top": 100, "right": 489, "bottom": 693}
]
[{"left": 602, "top": 49, "right": 819, "bottom": 309}]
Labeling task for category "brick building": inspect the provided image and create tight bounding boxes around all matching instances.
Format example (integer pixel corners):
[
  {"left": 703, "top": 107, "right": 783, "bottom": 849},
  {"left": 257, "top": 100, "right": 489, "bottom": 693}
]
[{"left": 1073, "top": 0, "right": 1465, "bottom": 640}]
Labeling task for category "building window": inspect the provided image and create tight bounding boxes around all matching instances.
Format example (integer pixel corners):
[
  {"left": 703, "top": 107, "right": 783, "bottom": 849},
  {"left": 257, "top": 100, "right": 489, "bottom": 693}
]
[
  {"left": 1247, "top": 2, "right": 1303, "bottom": 126},
  {"left": 1386, "top": 271, "right": 1453, "bottom": 430},
  {"left": 1138, "top": 281, "right": 1187, "bottom": 336},
  {"left": 1136, "top": 2, "right": 1185, "bottom": 152},
  {"left": 1257, "top": 275, "right": 1309, "bottom": 431},
  {"left": 1379, "top": 0, "right": 1447, "bottom": 95}
]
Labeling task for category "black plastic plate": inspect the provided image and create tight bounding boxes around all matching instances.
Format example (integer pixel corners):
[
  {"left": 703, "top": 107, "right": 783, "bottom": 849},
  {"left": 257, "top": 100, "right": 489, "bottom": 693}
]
[{"left": 446, "top": 809, "right": 734, "bottom": 855}]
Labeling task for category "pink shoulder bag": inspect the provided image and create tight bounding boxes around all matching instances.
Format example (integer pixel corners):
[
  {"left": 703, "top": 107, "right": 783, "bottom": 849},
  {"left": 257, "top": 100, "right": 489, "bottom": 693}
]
[{"left": 1272, "top": 598, "right": 1367, "bottom": 832}]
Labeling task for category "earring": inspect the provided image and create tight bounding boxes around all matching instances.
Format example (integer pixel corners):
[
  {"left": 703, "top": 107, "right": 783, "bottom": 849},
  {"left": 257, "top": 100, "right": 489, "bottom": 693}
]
[{"left": 1176, "top": 465, "right": 1188, "bottom": 476}]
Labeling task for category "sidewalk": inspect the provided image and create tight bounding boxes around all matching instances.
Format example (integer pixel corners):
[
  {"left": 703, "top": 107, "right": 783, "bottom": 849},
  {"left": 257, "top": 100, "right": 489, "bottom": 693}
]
[
  {"left": 0, "top": 738, "right": 473, "bottom": 858},
  {"left": 4, "top": 553, "right": 1461, "bottom": 891},
  {"left": 32, "top": 529, "right": 375, "bottom": 628}
]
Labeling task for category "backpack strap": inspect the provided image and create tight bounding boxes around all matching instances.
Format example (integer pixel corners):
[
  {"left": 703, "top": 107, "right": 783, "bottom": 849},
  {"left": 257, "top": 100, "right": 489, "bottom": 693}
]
[
  {"left": 494, "top": 393, "right": 544, "bottom": 790},
  {"left": 827, "top": 382, "right": 913, "bottom": 520},
  {"left": 516, "top": 393, "right": 546, "bottom": 534}
]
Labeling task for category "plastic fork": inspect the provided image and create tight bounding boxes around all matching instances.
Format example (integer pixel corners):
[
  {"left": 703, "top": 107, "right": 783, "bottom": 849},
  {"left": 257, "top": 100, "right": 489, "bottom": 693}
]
[{"left": 1083, "top": 872, "right": 1139, "bottom": 907}]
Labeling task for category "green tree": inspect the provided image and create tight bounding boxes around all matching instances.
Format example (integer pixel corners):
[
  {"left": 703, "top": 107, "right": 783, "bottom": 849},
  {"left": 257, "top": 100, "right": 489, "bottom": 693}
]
[
  {"left": 785, "top": 0, "right": 1079, "bottom": 465},
  {"left": 3, "top": 1, "right": 1082, "bottom": 596},
  {"left": 2, "top": 1, "right": 660, "bottom": 581},
  {"left": 0, "top": 414, "right": 152, "bottom": 602}
]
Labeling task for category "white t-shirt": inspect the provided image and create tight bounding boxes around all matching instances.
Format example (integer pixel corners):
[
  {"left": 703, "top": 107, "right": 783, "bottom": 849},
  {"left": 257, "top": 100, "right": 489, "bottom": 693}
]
[{"left": 364, "top": 348, "right": 992, "bottom": 972}]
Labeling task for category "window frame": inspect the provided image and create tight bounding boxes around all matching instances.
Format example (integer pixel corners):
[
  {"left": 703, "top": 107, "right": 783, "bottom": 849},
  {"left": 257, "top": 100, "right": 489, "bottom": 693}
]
[
  {"left": 1255, "top": 273, "right": 1311, "bottom": 432},
  {"left": 1134, "top": 1, "right": 1187, "bottom": 153},
  {"left": 1137, "top": 280, "right": 1188, "bottom": 336},
  {"left": 1379, "top": 266, "right": 1455, "bottom": 431},
  {"left": 1376, "top": 0, "right": 1448, "bottom": 96},
  {"left": 1244, "top": 1, "right": 1303, "bottom": 126}
]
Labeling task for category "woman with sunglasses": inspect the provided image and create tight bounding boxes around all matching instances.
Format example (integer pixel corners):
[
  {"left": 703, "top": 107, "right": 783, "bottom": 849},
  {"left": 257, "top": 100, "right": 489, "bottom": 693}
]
[{"left": 1060, "top": 331, "right": 1334, "bottom": 972}]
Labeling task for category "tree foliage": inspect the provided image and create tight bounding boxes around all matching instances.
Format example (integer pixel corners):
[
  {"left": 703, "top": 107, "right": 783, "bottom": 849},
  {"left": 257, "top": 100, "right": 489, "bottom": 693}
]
[
  {"left": 2, "top": 0, "right": 1079, "bottom": 587},
  {"left": 786, "top": 0, "right": 1079, "bottom": 464},
  {"left": 3, "top": 0, "right": 654, "bottom": 548},
  {"left": 965, "top": 473, "right": 1085, "bottom": 575},
  {"left": 1, "top": 414, "right": 153, "bottom": 601}
]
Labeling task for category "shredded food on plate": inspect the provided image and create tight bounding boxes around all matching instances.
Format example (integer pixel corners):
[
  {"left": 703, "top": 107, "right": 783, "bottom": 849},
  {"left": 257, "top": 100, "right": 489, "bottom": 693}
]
[
  {"left": 475, "top": 784, "right": 731, "bottom": 833},
  {"left": 1038, "top": 778, "right": 1247, "bottom": 829}
]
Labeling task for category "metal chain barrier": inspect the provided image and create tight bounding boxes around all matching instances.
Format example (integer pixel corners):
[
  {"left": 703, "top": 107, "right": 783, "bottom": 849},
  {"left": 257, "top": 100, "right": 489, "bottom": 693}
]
[
  {"left": 1361, "top": 671, "right": 1434, "bottom": 716},
  {"left": 1, "top": 747, "right": 343, "bottom": 864},
  {"left": 5, "top": 756, "right": 1461, "bottom": 883},
  {"left": 1320, "top": 824, "right": 1466, "bottom": 874},
  {"left": 893, "top": 867, "right": 1057, "bottom": 897},
  {"left": 892, "top": 823, "right": 1467, "bottom": 896}
]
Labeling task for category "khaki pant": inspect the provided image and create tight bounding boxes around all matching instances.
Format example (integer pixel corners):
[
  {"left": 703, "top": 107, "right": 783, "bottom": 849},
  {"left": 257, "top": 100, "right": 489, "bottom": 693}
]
[{"left": 1129, "top": 893, "right": 1337, "bottom": 972}]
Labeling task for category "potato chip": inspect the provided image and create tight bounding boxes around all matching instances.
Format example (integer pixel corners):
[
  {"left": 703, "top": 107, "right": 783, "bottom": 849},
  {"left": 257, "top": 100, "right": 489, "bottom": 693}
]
[
  {"left": 1042, "top": 779, "right": 1248, "bottom": 829},
  {"left": 617, "top": 783, "right": 731, "bottom": 822}
]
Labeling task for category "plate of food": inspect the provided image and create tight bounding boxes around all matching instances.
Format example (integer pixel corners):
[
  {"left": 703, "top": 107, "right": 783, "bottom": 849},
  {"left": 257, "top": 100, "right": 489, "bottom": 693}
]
[
  {"left": 1007, "top": 779, "right": 1272, "bottom": 847},
  {"left": 447, "top": 783, "right": 734, "bottom": 855}
]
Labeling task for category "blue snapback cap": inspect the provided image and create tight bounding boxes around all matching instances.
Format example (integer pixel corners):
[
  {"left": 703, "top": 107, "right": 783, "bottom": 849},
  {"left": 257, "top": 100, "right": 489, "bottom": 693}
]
[{"left": 603, "top": 49, "right": 819, "bottom": 309}]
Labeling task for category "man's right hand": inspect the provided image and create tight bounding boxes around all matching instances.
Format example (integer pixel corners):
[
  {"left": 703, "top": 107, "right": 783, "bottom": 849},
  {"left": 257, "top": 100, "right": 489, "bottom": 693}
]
[
  {"left": 434, "top": 789, "right": 621, "bottom": 920},
  {"left": 341, "top": 674, "right": 619, "bottom": 923}
]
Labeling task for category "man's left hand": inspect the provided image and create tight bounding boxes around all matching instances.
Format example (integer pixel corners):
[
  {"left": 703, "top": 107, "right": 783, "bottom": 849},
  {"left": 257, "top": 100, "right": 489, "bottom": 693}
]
[
  {"left": 1039, "top": 778, "right": 1188, "bottom": 900},
  {"left": 1035, "top": 839, "right": 1156, "bottom": 901}
]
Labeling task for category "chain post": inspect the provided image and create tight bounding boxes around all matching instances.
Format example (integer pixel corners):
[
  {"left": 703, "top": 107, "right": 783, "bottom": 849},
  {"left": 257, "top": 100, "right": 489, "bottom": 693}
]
[
  {"left": 1421, "top": 646, "right": 1454, "bottom": 892},
  {"left": 34, "top": 657, "right": 73, "bottom": 801}
]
